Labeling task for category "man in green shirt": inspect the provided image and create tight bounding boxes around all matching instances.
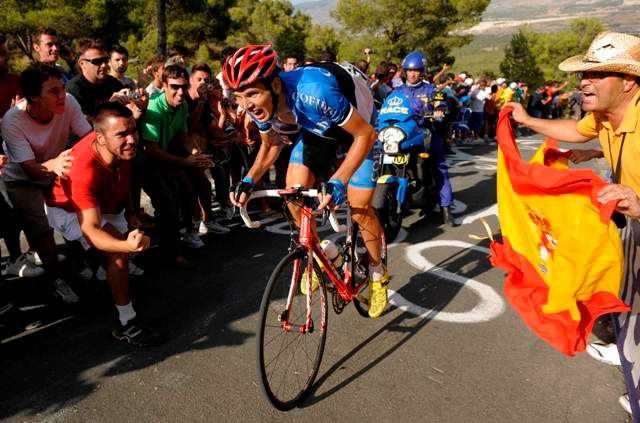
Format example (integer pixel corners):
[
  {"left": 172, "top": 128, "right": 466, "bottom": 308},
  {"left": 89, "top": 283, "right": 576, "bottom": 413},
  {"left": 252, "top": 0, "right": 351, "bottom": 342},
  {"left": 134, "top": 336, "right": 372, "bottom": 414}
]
[{"left": 133, "top": 65, "right": 212, "bottom": 266}]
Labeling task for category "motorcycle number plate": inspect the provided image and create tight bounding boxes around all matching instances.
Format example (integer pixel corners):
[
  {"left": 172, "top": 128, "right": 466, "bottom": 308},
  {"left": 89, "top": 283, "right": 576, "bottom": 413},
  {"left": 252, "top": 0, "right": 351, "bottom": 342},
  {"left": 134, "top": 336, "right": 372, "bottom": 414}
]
[{"left": 392, "top": 154, "right": 409, "bottom": 165}]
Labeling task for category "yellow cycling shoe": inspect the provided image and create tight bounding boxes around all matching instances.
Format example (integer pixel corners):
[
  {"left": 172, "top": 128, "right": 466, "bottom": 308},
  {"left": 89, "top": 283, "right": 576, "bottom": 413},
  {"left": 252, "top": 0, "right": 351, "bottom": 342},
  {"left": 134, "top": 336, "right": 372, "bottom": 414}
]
[
  {"left": 300, "top": 267, "right": 320, "bottom": 295},
  {"left": 368, "top": 268, "right": 390, "bottom": 318}
]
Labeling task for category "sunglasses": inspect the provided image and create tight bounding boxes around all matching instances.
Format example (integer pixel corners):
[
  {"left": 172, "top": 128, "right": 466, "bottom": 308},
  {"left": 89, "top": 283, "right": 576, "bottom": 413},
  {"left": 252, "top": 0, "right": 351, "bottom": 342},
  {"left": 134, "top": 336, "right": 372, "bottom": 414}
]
[
  {"left": 168, "top": 83, "right": 189, "bottom": 91},
  {"left": 82, "top": 56, "right": 109, "bottom": 66},
  {"left": 575, "top": 71, "right": 624, "bottom": 81}
]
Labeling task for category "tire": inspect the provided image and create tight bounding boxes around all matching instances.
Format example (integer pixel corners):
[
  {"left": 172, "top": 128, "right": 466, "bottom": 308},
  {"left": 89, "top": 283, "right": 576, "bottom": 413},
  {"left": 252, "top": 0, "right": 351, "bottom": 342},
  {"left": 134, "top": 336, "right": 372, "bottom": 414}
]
[
  {"left": 372, "top": 183, "right": 402, "bottom": 243},
  {"left": 256, "top": 248, "right": 328, "bottom": 410},
  {"left": 352, "top": 223, "right": 388, "bottom": 317}
]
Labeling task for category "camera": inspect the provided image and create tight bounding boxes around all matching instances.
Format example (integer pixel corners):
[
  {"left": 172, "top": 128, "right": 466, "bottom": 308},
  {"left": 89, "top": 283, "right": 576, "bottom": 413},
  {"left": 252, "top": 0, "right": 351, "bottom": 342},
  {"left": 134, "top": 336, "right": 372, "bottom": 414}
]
[{"left": 127, "top": 90, "right": 140, "bottom": 101}]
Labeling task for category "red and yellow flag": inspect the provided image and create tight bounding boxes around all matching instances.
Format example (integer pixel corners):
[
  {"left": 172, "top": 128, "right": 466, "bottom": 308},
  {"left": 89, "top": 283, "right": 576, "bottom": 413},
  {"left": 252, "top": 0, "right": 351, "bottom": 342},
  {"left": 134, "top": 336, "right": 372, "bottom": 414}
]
[{"left": 491, "top": 107, "right": 630, "bottom": 356}]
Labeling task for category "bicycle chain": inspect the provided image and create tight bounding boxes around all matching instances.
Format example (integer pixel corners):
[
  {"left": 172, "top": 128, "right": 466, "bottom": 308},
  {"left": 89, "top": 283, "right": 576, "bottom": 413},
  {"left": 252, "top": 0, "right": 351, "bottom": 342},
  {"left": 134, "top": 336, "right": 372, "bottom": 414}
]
[{"left": 327, "top": 285, "right": 347, "bottom": 314}]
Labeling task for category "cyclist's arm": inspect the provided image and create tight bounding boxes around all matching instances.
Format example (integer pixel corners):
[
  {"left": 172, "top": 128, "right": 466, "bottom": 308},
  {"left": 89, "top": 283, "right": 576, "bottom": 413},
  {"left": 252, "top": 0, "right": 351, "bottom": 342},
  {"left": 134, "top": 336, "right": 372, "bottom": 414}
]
[
  {"left": 506, "top": 102, "right": 591, "bottom": 143},
  {"left": 244, "top": 130, "right": 284, "bottom": 183},
  {"left": 332, "top": 109, "right": 376, "bottom": 184}
]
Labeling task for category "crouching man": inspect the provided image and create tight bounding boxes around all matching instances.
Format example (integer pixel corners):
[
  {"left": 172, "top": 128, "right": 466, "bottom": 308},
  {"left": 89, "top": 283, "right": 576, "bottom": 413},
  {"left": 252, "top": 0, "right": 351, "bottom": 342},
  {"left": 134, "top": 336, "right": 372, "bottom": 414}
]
[{"left": 45, "top": 102, "right": 163, "bottom": 347}]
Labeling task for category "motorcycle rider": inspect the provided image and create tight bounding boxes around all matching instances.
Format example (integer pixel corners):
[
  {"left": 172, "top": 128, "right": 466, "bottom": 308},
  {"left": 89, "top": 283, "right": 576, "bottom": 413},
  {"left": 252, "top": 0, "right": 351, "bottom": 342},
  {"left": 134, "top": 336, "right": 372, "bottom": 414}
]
[{"left": 394, "top": 51, "right": 455, "bottom": 226}]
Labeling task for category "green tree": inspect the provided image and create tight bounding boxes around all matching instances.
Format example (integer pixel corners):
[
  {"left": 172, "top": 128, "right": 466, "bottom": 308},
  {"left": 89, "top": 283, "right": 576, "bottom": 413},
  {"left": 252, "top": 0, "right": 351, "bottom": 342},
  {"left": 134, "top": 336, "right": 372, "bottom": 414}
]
[
  {"left": 333, "top": 0, "right": 490, "bottom": 65},
  {"left": 226, "top": 0, "right": 310, "bottom": 60},
  {"left": 305, "top": 24, "right": 340, "bottom": 61},
  {"left": 526, "top": 18, "right": 606, "bottom": 82},
  {"left": 499, "top": 29, "right": 544, "bottom": 86}
]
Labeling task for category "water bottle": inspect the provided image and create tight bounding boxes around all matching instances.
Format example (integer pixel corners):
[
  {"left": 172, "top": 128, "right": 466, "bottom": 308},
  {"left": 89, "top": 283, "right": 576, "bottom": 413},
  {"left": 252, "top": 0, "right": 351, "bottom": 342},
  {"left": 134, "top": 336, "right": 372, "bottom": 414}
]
[{"left": 321, "top": 239, "right": 343, "bottom": 269}]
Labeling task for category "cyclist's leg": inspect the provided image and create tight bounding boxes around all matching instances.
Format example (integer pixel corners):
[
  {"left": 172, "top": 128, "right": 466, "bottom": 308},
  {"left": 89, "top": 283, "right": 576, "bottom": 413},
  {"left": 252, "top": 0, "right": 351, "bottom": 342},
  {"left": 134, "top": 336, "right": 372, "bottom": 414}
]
[
  {"left": 286, "top": 132, "right": 336, "bottom": 226},
  {"left": 347, "top": 141, "right": 383, "bottom": 265}
]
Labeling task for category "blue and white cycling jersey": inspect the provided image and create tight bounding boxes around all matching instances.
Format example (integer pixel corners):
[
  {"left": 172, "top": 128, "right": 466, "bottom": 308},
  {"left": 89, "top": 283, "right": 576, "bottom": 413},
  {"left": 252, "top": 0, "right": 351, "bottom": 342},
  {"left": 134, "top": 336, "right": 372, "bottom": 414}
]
[{"left": 254, "top": 62, "right": 375, "bottom": 140}]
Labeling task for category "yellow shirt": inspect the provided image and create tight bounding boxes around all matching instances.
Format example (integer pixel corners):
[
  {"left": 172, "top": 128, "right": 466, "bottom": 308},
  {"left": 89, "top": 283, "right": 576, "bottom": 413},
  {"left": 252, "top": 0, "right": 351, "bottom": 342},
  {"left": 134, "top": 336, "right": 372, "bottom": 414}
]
[{"left": 576, "top": 89, "right": 640, "bottom": 193}]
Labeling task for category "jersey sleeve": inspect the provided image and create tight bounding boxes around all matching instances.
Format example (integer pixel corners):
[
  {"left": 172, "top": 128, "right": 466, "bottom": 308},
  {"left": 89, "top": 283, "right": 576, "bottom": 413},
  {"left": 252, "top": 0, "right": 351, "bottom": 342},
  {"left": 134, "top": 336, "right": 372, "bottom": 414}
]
[{"left": 576, "top": 113, "right": 600, "bottom": 138}]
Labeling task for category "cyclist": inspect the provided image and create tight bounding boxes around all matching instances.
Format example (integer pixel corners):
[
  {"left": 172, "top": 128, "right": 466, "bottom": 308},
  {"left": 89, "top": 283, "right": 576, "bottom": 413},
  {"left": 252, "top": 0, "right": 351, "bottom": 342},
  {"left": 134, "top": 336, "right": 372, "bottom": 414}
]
[
  {"left": 394, "top": 51, "right": 456, "bottom": 226},
  {"left": 224, "top": 44, "right": 389, "bottom": 318}
]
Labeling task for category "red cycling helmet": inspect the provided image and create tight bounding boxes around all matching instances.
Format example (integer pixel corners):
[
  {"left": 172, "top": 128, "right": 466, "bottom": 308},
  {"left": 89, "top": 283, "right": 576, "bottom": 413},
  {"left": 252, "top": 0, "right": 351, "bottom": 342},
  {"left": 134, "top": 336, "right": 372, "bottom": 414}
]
[{"left": 223, "top": 44, "right": 278, "bottom": 90}]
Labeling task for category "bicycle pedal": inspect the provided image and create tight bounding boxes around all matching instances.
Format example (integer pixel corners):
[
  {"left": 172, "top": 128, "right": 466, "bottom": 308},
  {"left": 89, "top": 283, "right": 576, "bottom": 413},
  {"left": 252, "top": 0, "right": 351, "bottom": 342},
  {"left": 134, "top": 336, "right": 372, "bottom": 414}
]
[{"left": 355, "top": 294, "right": 369, "bottom": 305}]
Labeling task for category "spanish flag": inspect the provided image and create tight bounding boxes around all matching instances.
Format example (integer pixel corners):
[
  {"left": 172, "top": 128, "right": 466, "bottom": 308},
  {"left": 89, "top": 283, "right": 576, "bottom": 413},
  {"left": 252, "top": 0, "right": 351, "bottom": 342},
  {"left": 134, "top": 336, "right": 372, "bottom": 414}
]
[{"left": 490, "top": 107, "right": 630, "bottom": 356}]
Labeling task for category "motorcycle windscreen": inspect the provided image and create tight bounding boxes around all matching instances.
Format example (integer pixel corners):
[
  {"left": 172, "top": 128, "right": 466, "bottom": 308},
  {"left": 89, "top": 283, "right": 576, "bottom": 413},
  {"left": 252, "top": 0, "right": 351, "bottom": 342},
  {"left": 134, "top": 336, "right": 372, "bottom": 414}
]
[{"left": 378, "top": 92, "right": 414, "bottom": 125}]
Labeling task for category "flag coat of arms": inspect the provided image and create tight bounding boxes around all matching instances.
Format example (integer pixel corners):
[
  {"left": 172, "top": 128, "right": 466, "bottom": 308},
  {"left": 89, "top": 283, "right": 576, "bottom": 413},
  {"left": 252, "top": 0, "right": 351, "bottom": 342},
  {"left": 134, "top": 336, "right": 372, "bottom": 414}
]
[{"left": 490, "top": 107, "right": 630, "bottom": 356}]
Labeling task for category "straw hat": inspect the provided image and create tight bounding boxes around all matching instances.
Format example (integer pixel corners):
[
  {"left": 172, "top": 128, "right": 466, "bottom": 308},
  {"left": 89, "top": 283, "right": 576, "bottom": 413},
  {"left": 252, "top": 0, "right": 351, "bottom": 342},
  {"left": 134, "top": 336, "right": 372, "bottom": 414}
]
[{"left": 559, "top": 32, "right": 640, "bottom": 76}]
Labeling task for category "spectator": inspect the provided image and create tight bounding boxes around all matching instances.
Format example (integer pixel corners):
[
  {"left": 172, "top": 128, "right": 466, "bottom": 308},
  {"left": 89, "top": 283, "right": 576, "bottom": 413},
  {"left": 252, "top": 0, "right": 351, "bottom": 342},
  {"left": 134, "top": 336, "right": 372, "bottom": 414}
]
[
  {"left": 354, "top": 59, "right": 369, "bottom": 75},
  {"left": 370, "top": 62, "right": 392, "bottom": 109},
  {"left": 184, "top": 63, "right": 230, "bottom": 234},
  {"left": 483, "top": 84, "right": 498, "bottom": 141},
  {"left": 1, "top": 63, "right": 92, "bottom": 303},
  {"left": 282, "top": 55, "right": 299, "bottom": 72},
  {"left": 469, "top": 79, "right": 488, "bottom": 141},
  {"left": 527, "top": 86, "right": 547, "bottom": 118},
  {"left": 144, "top": 54, "right": 165, "bottom": 98},
  {"left": 135, "top": 64, "right": 213, "bottom": 264},
  {"left": 45, "top": 102, "right": 162, "bottom": 347},
  {"left": 166, "top": 44, "right": 189, "bottom": 68},
  {"left": 31, "top": 27, "right": 74, "bottom": 84},
  {"left": 108, "top": 44, "right": 136, "bottom": 91},
  {"left": 0, "top": 36, "right": 45, "bottom": 278},
  {"left": 66, "top": 39, "right": 124, "bottom": 117}
]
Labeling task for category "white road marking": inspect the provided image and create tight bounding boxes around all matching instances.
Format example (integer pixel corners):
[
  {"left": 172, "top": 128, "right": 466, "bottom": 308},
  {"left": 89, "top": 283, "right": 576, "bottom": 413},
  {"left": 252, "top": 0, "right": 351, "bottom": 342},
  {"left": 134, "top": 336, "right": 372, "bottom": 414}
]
[{"left": 391, "top": 240, "right": 505, "bottom": 323}]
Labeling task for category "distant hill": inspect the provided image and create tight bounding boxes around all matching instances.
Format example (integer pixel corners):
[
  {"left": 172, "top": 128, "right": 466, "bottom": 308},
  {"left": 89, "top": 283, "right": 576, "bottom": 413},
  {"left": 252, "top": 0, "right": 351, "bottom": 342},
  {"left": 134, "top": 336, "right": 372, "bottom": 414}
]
[
  {"left": 296, "top": 0, "right": 640, "bottom": 34},
  {"left": 296, "top": 0, "right": 338, "bottom": 27}
]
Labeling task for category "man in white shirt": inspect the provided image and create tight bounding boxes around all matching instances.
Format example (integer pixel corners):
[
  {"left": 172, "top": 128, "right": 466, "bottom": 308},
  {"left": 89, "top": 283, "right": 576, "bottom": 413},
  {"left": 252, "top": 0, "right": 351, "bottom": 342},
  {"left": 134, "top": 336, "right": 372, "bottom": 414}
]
[
  {"left": 1, "top": 63, "right": 92, "bottom": 304},
  {"left": 469, "top": 79, "right": 489, "bottom": 141}
]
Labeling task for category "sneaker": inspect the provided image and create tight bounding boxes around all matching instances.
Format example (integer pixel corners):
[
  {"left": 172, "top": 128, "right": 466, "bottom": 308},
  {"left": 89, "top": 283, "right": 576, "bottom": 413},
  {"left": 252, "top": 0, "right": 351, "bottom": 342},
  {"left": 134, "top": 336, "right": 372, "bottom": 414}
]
[
  {"left": 222, "top": 206, "right": 235, "bottom": 220},
  {"left": 51, "top": 278, "right": 80, "bottom": 304},
  {"left": 619, "top": 394, "right": 632, "bottom": 415},
  {"left": 96, "top": 260, "right": 145, "bottom": 281},
  {"left": 300, "top": 267, "right": 320, "bottom": 295},
  {"left": 368, "top": 267, "right": 390, "bottom": 319},
  {"left": 29, "top": 251, "right": 66, "bottom": 266},
  {"left": 199, "top": 220, "right": 230, "bottom": 235},
  {"left": 5, "top": 253, "right": 45, "bottom": 278},
  {"left": 112, "top": 317, "right": 164, "bottom": 347},
  {"left": 586, "top": 342, "right": 621, "bottom": 366},
  {"left": 183, "top": 232, "right": 205, "bottom": 249},
  {"left": 77, "top": 266, "right": 94, "bottom": 281},
  {"left": 128, "top": 260, "right": 145, "bottom": 276}
]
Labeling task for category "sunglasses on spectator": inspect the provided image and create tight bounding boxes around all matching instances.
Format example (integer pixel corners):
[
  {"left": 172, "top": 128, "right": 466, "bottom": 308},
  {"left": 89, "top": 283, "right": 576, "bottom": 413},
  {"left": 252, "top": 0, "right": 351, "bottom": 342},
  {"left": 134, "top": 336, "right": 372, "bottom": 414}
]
[
  {"left": 82, "top": 56, "right": 109, "bottom": 66},
  {"left": 168, "top": 83, "right": 189, "bottom": 91},
  {"left": 575, "top": 71, "right": 624, "bottom": 81}
]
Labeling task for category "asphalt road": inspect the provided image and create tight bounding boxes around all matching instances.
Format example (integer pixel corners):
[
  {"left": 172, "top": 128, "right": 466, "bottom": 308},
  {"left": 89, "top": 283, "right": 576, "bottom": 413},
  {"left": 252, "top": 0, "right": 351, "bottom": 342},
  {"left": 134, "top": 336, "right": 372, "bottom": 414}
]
[{"left": 0, "top": 135, "right": 629, "bottom": 422}]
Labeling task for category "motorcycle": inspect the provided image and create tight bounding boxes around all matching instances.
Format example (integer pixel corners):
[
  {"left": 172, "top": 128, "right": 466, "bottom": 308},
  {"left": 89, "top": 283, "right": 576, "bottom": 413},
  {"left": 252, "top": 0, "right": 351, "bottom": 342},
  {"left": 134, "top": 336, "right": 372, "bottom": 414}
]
[{"left": 372, "top": 91, "right": 437, "bottom": 241}]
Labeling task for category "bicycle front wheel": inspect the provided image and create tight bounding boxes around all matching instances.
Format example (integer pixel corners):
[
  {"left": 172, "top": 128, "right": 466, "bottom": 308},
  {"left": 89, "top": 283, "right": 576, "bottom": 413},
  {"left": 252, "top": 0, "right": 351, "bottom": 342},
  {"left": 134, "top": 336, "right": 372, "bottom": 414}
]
[{"left": 256, "top": 248, "right": 328, "bottom": 410}]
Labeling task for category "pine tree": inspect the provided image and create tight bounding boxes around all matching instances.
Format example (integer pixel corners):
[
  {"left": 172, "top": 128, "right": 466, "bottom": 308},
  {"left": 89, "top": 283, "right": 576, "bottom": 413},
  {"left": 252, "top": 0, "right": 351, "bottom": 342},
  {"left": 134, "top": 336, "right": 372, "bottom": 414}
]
[{"left": 499, "top": 29, "right": 544, "bottom": 87}]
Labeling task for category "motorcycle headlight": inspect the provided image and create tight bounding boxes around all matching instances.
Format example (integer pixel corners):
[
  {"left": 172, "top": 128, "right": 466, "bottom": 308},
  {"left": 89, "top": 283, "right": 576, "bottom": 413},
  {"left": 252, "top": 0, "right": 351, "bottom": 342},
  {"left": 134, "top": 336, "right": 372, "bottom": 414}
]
[{"left": 379, "top": 126, "right": 406, "bottom": 154}]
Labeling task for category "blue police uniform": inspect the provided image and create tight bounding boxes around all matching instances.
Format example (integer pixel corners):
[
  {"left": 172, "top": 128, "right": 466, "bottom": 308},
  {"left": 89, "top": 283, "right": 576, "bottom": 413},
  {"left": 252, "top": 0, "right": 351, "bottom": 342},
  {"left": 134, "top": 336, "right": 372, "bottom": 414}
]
[{"left": 395, "top": 82, "right": 453, "bottom": 208}]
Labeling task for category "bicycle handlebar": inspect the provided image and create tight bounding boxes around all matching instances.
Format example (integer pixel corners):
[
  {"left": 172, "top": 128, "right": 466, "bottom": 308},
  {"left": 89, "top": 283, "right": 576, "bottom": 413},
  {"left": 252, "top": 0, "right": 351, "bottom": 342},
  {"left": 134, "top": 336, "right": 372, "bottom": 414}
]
[{"left": 239, "top": 189, "right": 346, "bottom": 233}]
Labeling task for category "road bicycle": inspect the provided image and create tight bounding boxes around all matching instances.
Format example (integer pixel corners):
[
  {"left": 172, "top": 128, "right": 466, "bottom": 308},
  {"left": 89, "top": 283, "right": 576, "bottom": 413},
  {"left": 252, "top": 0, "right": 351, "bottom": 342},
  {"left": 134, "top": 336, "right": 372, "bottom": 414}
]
[{"left": 240, "top": 186, "right": 387, "bottom": 410}]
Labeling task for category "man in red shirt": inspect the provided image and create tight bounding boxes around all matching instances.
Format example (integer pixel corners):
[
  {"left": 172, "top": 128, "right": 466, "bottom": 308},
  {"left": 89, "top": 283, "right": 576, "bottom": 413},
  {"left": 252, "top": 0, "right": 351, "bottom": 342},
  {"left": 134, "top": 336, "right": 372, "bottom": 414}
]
[{"left": 46, "top": 102, "right": 163, "bottom": 347}]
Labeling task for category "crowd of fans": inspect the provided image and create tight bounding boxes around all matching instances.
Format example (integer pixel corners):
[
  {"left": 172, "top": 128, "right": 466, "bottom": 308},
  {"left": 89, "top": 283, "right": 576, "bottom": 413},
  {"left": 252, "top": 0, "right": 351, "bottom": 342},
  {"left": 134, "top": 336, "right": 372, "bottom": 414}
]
[
  {"left": 363, "top": 56, "right": 577, "bottom": 147},
  {"left": 0, "top": 28, "right": 295, "bottom": 344}
]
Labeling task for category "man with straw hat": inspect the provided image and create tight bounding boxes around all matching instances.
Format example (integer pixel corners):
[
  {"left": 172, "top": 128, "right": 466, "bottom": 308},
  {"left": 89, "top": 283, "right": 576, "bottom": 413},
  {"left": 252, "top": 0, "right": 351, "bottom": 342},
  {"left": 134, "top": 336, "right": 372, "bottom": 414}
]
[{"left": 508, "top": 31, "right": 640, "bottom": 418}]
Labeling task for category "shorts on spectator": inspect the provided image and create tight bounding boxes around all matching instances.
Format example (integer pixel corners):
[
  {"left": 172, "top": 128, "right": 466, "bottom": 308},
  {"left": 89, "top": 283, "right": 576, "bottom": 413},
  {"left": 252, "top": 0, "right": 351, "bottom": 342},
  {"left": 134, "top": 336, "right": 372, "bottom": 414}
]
[
  {"left": 5, "top": 180, "right": 53, "bottom": 236},
  {"left": 45, "top": 206, "right": 128, "bottom": 250}
]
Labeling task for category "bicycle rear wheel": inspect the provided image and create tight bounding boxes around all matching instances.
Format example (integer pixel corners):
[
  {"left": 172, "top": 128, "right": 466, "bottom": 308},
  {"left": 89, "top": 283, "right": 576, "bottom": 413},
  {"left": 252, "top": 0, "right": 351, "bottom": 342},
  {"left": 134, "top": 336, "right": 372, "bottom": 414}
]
[{"left": 256, "top": 248, "right": 328, "bottom": 410}]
